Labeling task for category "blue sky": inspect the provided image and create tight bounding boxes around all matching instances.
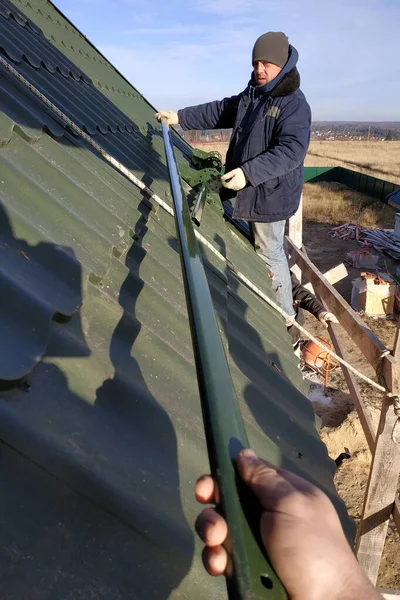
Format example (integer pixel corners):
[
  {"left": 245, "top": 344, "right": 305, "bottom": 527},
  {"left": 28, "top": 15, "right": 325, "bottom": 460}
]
[{"left": 54, "top": 0, "right": 400, "bottom": 121}]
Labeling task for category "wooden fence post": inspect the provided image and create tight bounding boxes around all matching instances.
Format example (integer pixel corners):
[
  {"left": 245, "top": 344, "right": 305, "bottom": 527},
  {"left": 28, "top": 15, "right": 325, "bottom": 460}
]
[
  {"left": 355, "top": 321, "right": 400, "bottom": 584},
  {"left": 288, "top": 195, "right": 303, "bottom": 281}
]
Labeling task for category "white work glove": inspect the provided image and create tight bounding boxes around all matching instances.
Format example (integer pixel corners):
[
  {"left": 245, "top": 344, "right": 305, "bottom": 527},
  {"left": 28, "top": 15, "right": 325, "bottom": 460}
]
[
  {"left": 318, "top": 311, "right": 339, "bottom": 328},
  {"left": 221, "top": 168, "right": 247, "bottom": 191},
  {"left": 154, "top": 111, "right": 179, "bottom": 126}
]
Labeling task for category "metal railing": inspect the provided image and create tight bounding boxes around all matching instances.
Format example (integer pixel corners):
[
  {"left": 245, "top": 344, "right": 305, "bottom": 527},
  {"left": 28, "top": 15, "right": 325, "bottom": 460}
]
[{"left": 161, "top": 121, "right": 287, "bottom": 600}]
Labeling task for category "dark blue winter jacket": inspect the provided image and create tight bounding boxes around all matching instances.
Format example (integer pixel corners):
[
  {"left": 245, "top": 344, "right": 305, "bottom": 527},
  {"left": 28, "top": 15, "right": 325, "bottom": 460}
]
[{"left": 178, "top": 46, "right": 311, "bottom": 223}]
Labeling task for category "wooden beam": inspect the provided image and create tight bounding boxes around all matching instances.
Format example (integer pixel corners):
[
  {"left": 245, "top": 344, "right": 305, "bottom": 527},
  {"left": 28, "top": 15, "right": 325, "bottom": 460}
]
[
  {"left": 355, "top": 394, "right": 400, "bottom": 585},
  {"left": 324, "top": 316, "right": 376, "bottom": 452},
  {"left": 324, "top": 262, "right": 349, "bottom": 286},
  {"left": 303, "top": 262, "right": 348, "bottom": 294},
  {"left": 394, "top": 496, "right": 400, "bottom": 535},
  {"left": 390, "top": 317, "right": 400, "bottom": 534},
  {"left": 393, "top": 321, "right": 400, "bottom": 360},
  {"left": 378, "top": 589, "right": 400, "bottom": 599},
  {"left": 286, "top": 238, "right": 387, "bottom": 370},
  {"left": 288, "top": 195, "right": 303, "bottom": 281},
  {"left": 322, "top": 303, "right": 400, "bottom": 538},
  {"left": 381, "top": 355, "right": 400, "bottom": 397}
]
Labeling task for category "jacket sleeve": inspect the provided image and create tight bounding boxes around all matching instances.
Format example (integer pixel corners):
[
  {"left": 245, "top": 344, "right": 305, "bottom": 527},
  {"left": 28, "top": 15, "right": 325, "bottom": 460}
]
[
  {"left": 241, "top": 97, "right": 311, "bottom": 187},
  {"left": 178, "top": 95, "right": 240, "bottom": 131},
  {"left": 291, "top": 274, "right": 325, "bottom": 319}
]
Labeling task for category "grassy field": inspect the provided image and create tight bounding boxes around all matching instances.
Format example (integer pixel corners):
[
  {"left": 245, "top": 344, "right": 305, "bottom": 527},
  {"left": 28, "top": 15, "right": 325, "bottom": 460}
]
[
  {"left": 191, "top": 140, "right": 400, "bottom": 185},
  {"left": 191, "top": 139, "right": 399, "bottom": 228},
  {"left": 302, "top": 181, "right": 396, "bottom": 228},
  {"left": 306, "top": 140, "right": 400, "bottom": 184}
]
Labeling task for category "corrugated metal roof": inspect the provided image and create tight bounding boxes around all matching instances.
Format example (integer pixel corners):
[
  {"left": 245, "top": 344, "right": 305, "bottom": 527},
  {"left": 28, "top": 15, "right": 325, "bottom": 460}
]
[{"left": 0, "top": 1, "right": 355, "bottom": 597}]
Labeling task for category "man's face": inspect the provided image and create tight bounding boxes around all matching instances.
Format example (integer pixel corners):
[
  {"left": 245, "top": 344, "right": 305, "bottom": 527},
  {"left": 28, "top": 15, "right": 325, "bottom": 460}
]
[{"left": 253, "top": 61, "right": 282, "bottom": 86}]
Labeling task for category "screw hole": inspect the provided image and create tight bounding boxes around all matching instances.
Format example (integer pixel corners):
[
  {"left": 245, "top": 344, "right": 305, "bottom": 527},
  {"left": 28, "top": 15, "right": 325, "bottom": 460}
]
[
  {"left": 21, "top": 380, "right": 32, "bottom": 392},
  {"left": 260, "top": 575, "right": 273, "bottom": 589}
]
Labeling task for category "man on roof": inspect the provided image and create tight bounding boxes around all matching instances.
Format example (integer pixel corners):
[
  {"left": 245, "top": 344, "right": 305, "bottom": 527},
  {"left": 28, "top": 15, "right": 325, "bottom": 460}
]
[{"left": 156, "top": 32, "right": 311, "bottom": 324}]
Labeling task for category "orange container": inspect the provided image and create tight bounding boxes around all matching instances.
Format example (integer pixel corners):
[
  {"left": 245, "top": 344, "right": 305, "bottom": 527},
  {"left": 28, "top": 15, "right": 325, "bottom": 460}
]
[
  {"left": 301, "top": 337, "right": 338, "bottom": 393},
  {"left": 302, "top": 337, "right": 337, "bottom": 375}
]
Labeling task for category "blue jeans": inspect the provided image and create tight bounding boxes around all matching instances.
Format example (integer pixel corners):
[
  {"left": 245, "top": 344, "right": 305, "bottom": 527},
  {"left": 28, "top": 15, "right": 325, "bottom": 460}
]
[{"left": 251, "top": 220, "right": 295, "bottom": 318}]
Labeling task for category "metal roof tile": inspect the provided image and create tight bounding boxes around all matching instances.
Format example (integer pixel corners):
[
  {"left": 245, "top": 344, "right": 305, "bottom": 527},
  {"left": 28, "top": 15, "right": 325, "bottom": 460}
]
[
  {"left": 0, "top": 109, "right": 16, "bottom": 141},
  {"left": 0, "top": 73, "right": 66, "bottom": 139},
  {"left": 0, "top": 439, "right": 202, "bottom": 600},
  {"left": 0, "top": 1, "right": 356, "bottom": 596},
  {"left": 0, "top": 3, "right": 84, "bottom": 80}
]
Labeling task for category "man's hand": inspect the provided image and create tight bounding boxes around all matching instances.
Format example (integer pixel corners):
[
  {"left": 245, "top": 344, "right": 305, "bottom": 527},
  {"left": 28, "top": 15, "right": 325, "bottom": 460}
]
[
  {"left": 154, "top": 111, "right": 179, "bottom": 126},
  {"left": 221, "top": 168, "right": 247, "bottom": 191},
  {"left": 195, "top": 449, "right": 382, "bottom": 600},
  {"left": 318, "top": 311, "right": 339, "bottom": 328}
]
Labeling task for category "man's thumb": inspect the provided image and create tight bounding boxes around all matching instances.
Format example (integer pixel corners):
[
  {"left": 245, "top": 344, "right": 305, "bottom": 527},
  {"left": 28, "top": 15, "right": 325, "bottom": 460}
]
[{"left": 236, "top": 450, "right": 295, "bottom": 510}]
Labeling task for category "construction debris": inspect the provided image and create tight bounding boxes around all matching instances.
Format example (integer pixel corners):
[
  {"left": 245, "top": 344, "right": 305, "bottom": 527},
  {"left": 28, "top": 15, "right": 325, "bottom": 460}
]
[
  {"left": 332, "top": 223, "right": 363, "bottom": 241},
  {"left": 346, "top": 248, "right": 379, "bottom": 269},
  {"left": 351, "top": 271, "right": 397, "bottom": 316},
  {"left": 332, "top": 223, "right": 400, "bottom": 261},
  {"left": 362, "top": 229, "right": 400, "bottom": 260}
]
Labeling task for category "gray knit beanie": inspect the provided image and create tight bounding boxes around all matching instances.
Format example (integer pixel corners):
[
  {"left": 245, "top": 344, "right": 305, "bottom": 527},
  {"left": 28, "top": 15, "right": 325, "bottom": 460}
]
[{"left": 252, "top": 32, "right": 289, "bottom": 67}]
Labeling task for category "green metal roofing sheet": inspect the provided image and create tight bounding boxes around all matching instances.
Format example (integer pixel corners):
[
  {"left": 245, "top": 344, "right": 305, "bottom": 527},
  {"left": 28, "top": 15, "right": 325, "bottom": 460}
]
[{"left": 0, "top": 0, "right": 355, "bottom": 597}]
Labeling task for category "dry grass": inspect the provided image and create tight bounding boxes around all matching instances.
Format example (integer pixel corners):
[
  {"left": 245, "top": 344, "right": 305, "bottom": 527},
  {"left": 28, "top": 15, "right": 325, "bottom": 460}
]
[
  {"left": 191, "top": 140, "right": 400, "bottom": 185},
  {"left": 302, "top": 181, "right": 396, "bottom": 228},
  {"left": 305, "top": 141, "right": 400, "bottom": 185}
]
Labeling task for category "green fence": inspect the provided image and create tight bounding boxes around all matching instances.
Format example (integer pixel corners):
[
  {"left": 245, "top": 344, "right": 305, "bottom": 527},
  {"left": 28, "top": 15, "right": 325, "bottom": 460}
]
[{"left": 304, "top": 166, "right": 399, "bottom": 202}]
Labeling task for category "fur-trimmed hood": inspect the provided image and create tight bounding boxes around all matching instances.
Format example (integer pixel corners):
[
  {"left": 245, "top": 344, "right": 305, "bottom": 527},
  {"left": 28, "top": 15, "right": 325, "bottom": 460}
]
[{"left": 270, "top": 67, "right": 300, "bottom": 98}]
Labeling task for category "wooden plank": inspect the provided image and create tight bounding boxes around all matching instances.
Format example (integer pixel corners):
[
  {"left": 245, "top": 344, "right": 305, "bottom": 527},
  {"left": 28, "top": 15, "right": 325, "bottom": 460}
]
[
  {"left": 355, "top": 394, "right": 400, "bottom": 585},
  {"left": 324, "top": 263, "right": 349, "bottom": 286},
  {"left": 288, "top": 194, "right": 303, "bottom": 248},
  {"left": 381, "top": 355, "right": 400, "bottom": 397},
  {"left": 288, "top": 195, "right": 303, "bottom": 281},
  {"left": 387, "top": 320, "right": 400, "bottom": 542},
  {"left": 394, "top": 332, "right": 400, "bottom": 360},
  {"left": 323, "top": 313, "right": 376, "bottom": 452},
  {"left": 378, "top": 589, "right": 400, "bottom": 599},
  {"left": 287, "top": 238, "right": 387, "bottom": 370},
  {"left": 325, "top": 323, "right": 400, "bottom": 536},
  {"left": 393, "top": 318, "right": 400, "bottom": 360},
  {"left": 303, "top": 262, "right": 348, "bottom": 294},
  {"left": 394, "top": 496, "right": 400, "bottom": 536},
  {"left": 392, "top": 317, "right": 400, "bottom": 532}
]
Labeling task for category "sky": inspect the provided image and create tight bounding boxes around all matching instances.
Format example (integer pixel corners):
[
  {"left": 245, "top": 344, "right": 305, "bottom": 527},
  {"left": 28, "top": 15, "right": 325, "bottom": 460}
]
[{"left": 54, "top": 0, "right": 400, "bottom": 121}]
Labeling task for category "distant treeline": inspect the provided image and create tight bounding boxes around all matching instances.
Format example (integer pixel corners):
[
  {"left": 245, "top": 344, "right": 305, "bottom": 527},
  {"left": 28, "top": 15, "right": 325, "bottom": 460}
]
[
  {"left": 311, "top": 122, "right": 400, "bottom": 140},
  {"left": 180, "top": 122, "right": 400, "bottom": 142}
]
